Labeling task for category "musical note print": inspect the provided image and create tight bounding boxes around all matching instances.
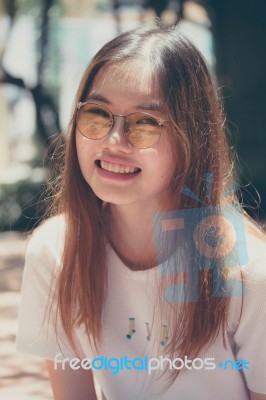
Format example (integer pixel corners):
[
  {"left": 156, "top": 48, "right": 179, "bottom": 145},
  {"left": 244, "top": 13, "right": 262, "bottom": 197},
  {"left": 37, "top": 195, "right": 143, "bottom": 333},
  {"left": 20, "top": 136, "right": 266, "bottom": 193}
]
[
  {"left": 126, "top": 317, "right": 136, "bottom": 339},
  {"left": 145, "top": 322, "right": 151, "bottom": 341},
  {"left": 160, "top": 324, "right": 169, "bottom": 346}
]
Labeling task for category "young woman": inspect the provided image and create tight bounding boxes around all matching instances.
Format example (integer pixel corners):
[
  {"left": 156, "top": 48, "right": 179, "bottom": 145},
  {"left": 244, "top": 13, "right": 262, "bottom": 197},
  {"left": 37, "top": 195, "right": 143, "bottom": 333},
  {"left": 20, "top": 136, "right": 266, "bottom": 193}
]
[{"left": 16, "top": 24, "right": 266, "bottom": 400}]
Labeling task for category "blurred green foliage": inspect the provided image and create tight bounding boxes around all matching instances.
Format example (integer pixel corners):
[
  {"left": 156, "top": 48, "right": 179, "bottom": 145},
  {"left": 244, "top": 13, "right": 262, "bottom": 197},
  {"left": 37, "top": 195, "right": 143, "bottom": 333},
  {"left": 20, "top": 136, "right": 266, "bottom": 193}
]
[{"left": 0, "top": 172, "right": 48, "bottom": 231}]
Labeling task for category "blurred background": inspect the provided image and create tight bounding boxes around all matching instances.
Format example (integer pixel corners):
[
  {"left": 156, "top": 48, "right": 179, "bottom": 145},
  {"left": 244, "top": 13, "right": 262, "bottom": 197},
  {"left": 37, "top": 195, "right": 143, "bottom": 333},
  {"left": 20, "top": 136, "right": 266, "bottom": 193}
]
[{"left": 0, "top": 0, "right": 265, "bottom": 398}]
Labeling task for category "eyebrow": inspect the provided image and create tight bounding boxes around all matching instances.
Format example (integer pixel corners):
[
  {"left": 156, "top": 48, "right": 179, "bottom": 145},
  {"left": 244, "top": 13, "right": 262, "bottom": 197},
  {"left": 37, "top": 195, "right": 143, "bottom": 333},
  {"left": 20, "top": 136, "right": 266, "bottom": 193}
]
[
  {"left": 86, "top": 92, "right": 162, "bottom": 112},
  {"left": 86, "top": 93, "right": 111, "bottom": 104},
  {"left": 136, "top": 101, "right": 162, "bottom": 112}
]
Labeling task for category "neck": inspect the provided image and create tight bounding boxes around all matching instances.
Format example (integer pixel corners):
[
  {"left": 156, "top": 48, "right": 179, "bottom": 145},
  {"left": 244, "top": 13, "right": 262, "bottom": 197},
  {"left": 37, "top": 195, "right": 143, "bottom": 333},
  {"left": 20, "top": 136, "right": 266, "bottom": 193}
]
[{"left": 104, "top": 197, "right": 178, "bottom": 270}]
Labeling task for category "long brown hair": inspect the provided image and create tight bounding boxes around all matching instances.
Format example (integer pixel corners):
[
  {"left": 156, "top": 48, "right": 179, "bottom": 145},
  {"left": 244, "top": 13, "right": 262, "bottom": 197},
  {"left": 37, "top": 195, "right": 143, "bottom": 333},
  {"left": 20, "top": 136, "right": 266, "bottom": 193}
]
[{"left": 49, "top": 23, "right": 242, "bottom": 387}]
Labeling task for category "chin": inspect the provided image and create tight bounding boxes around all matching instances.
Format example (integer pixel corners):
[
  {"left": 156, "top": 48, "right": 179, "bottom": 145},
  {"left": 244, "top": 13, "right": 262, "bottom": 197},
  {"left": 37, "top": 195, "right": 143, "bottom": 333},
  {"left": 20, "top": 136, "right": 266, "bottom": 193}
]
[{"left": 93, "top": 191, "right": 134, "bottom": 205}]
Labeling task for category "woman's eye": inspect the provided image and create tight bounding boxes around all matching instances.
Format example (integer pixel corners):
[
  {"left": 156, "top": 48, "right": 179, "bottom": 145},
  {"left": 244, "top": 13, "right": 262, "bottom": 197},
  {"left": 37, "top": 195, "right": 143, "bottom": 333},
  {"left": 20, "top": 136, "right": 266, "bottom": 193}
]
[
  {"left": 136, "top": 118, "right": 158, "bottom": 126},
  {"left": 89, "top": 108, "right": 110, "bottom": 118}
]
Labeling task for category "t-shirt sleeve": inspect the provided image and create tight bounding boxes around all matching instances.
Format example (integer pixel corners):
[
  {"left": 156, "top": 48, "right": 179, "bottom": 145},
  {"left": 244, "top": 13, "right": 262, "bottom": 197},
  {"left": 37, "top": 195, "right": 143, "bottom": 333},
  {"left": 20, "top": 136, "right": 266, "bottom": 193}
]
[
  {"left": 233, "top": 239, "right": 266, "bottom": 395},
  {"left": 16, "top": 216, "right": 84, "bottom": 360}
]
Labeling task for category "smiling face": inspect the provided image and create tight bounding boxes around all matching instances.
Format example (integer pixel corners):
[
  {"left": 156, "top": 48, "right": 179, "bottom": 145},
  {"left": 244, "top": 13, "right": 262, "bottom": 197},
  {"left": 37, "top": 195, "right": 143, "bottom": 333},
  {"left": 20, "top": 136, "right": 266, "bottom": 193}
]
[{"left": 75, "top": 62, "right": 177, "bottom": 210}]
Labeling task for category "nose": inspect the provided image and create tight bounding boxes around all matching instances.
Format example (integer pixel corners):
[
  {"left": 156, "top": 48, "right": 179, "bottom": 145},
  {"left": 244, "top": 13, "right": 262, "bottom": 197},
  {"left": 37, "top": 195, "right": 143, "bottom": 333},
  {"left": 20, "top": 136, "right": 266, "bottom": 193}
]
[{"left": 102, "top": 116, "right": 132, "bottom": 152}]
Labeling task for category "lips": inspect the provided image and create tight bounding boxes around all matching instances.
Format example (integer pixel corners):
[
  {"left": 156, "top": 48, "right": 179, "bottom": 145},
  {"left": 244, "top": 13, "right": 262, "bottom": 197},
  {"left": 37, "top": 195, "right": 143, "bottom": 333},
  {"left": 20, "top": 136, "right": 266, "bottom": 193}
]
[{"left": 95, "top": 160, "right": 141, "bottom": 175}]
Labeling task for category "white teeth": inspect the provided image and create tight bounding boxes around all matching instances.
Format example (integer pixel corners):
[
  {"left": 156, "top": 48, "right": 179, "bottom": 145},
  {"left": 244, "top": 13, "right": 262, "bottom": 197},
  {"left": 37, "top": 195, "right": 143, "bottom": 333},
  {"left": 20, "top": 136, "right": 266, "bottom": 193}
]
[
  {"left": 114, "top": 164, "right": 120, "bottom": 173},
  {"left": 100, "top": 161, "right": 139, "bottom": 174}
]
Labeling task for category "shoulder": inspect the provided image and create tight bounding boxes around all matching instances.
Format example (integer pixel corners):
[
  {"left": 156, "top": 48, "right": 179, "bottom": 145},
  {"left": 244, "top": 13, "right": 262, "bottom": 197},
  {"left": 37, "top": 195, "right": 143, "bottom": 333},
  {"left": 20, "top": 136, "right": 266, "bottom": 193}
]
[
  {"left": 242, "top": 223, "right": 266, "bottom": 285},
  {"left": 227, "top": 221, "right": 266, "bottom": 332},
  {"left": 230, "top": 223, "right": 266, "bottom": 327},
  {"left": 240, "top": 228, "right": 266, "bottom": 316},
  {"left": 25, "top": 214, "right": 67, "bottom": 266},
  {"left": 230, "top": 224, "right": 266, "bottom": 394}
]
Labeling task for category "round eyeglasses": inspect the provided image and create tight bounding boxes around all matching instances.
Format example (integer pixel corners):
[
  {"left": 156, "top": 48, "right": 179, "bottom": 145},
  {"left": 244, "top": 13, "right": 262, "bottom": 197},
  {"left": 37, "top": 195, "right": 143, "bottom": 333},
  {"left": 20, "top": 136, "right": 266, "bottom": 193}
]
[{"left": 76, "top": 101, "right": 168, "bottom": 149}]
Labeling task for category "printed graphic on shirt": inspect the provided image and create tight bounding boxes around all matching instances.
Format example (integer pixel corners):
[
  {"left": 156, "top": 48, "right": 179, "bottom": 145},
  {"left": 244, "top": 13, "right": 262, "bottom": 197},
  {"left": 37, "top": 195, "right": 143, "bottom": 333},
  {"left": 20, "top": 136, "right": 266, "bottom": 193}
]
[
  {"left": 160, "top": 324, "right": 169, "bottom": 347},
  {"left": 127, "top": 318, "right": 170, "bottom": 347},
  {"left": 126, "top": 317, "right": 136, "bottom": 339},
  {"left": 145, "top": 322, "right": 151, "bottom": 341}
]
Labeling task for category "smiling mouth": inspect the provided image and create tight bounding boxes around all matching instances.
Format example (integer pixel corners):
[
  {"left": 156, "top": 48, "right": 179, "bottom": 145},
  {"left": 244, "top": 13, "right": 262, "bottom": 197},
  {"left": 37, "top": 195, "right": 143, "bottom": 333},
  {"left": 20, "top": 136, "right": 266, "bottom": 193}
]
[{"left": 96, "top": 160, "right": 141, "bottom": 175}]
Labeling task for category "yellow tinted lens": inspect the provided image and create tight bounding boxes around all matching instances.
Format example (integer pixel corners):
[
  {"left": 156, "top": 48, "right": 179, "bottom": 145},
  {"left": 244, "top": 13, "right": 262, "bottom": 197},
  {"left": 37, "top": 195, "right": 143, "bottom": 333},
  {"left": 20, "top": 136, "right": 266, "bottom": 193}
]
[
  {"left": 77, "top": 104, "right": 112, "bottom": 139},
  {"left": 126, "top": 113, "right": 161, "bottom": 148}
]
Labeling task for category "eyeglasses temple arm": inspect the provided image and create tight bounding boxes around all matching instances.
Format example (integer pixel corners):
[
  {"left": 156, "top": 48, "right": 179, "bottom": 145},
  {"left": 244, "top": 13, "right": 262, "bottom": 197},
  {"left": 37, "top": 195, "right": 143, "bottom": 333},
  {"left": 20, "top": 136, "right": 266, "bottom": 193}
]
[{"left": 77, "top": 101, "right": 88, "bottom": 109}]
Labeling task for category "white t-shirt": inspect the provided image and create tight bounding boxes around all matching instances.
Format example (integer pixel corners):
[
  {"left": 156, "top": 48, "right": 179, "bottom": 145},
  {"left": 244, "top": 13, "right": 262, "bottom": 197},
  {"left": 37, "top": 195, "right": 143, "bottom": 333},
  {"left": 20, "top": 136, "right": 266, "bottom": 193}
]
[{"left": 16, "top": 215, "right": 266, "bottom": 400}]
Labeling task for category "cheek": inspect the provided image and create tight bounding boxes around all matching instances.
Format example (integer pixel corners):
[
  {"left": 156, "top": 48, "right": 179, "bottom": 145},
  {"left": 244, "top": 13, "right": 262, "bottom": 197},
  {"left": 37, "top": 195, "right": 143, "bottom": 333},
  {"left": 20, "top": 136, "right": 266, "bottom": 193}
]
[
  {"left": 76, "top": 131, "right": 94, "bottom": 162},
  {"left": 143, "top": 136, "right": 176, "bottom": 182},
  {"left": 162, "top": 159, "right": 176, "bottom": 183},
  {"left": 75, "top": 132, "right": 94, "bottom": 180},
  {"left": 75, "top": 133, "right": 86, "bottom": 170},
  {"left": 160, "top": 140, "right": 177, "bottom": 181}
]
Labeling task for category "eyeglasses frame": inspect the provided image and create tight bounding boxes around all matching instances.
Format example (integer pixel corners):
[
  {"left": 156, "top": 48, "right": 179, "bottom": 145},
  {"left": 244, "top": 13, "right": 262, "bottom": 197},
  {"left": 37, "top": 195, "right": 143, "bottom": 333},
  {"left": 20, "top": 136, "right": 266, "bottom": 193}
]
[{"left": 76, "top": 101, "right": 169, "bottom": 149}]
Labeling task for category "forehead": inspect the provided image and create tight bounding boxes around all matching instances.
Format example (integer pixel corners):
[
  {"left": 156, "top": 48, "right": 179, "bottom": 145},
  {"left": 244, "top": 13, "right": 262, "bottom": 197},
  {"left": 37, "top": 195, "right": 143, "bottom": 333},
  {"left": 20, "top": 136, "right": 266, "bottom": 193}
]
[{"left": 88, "top": 62, "right": 159, "bottom": 105}]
